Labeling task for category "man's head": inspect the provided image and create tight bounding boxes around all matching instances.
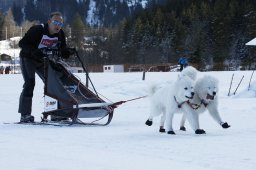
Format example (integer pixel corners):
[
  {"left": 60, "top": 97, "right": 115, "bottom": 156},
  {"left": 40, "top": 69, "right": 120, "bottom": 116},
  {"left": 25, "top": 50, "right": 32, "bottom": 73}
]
[{"left": 48, "top": 12, "right": 63, "bottom": 35}]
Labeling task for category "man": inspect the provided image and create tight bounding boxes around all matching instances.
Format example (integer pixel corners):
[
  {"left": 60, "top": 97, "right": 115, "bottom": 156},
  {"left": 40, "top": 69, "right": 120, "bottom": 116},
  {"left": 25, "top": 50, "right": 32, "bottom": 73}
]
[
  {"left": 0, "top": 66, "right": 4, "bottom": 74},
  {"left": 18, "top": 12, "right": 73, "bottom": 123},
  {"left": 178, "top": 56, "right": 188, "bottom": 71},
  {"left": 5, "top": 66, "right": 11, "bottom": 74}
]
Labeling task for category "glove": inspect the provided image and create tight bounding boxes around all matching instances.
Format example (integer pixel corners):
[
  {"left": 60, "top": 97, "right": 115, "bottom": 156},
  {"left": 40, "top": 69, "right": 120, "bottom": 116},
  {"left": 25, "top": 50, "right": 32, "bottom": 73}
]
[{"left": 61, "top": 48, "right": 76, "bottom": 59}]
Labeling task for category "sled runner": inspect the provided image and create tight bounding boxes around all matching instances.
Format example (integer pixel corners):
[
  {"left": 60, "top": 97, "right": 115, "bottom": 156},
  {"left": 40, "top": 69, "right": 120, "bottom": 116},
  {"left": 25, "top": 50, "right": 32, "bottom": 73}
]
[{"left": 40, "top": 47, "right": 114, "bottom": 125}]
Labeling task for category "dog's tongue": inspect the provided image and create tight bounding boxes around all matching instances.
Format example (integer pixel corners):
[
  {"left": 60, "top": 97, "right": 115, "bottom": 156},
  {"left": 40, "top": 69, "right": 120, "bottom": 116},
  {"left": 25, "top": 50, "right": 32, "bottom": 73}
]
[{"left": 206, "top": 94, "right": 214, "bottom": 100}]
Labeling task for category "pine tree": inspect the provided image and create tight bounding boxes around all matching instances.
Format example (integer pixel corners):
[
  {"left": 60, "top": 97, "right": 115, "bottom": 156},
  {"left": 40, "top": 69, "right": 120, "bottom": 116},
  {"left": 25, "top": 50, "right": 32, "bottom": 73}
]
[
  {"left": 24, "top": 0, "right": 37, "bottom": 22},
  {"left": 2, "top": 8, "right": 19, "bottom": 39},
  {"left": 71, "top": 12, "right": 85, "bottom": 48},
  {"left": 35, "top": 0, "right": 51, "bottom": 22},
  {"left": 211, "top": 0, "right": 233, "bottom": 70},
  {"left": 12, "top": 2, "right": 23, "bottom": 25},
  {"left": 20, "top": 20, "right": 37, "bottom": 37},
  {"left": 0, "top": 12, "right": 4, "bottom": 40}
]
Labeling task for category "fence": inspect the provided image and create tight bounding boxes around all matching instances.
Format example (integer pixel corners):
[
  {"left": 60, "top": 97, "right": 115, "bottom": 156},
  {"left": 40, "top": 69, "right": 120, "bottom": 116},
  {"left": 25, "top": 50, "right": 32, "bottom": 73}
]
[
  {"left": 86, "top": 63, "right": 183, "bottom": 72},
  {"left": 0, "top": 26, "right": 31, "bottom": 40}
]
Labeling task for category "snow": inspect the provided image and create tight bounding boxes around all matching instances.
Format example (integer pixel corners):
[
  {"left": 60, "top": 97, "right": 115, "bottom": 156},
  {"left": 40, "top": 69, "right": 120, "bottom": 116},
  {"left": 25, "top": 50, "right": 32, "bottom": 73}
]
[
  {"left": 0, "top": 70, "right": 256, "bottom": 169},
  {"left": 84, "top": 0, "right": 149, "bottom": 26},
  {"left": 0, "top": 38, "right": 21, "bottom": 58},
  {"left": 86, "top": 0, "right": 100, "bottom": 26},
  {"left": 127, "top": 0, "right": 147, "bottom": 7},
  {"left": 141, "top": 0, "right": 148, "bottom": 8},
  {"left": 246, "top": 37, "right": 256, "bottom": 46}
]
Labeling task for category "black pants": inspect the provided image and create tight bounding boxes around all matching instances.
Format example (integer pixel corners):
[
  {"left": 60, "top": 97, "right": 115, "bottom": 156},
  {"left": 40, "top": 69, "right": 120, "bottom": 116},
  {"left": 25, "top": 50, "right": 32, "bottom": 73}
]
[
  {"left": 180, "top": 64, "right": 184, "bottom": 71},
  {"left": 18, "top": 57, "right": 44, "bottom": 115}
]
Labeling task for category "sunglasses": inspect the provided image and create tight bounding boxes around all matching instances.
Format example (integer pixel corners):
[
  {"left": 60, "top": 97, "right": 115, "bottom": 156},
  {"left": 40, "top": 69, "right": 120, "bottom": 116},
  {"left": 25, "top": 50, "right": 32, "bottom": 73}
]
[{"left": 51, "top": 20, "right": 64, "bottom": 27}]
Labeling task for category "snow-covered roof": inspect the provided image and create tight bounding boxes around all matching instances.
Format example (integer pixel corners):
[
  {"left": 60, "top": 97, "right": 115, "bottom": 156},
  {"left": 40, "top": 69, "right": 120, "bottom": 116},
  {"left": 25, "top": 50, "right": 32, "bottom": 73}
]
[
  {"left": 0, "top": 38, "right": 20, "bottom": 58},
  {"left": 246, "top": 38, "right": 256, "bottom": 46}
]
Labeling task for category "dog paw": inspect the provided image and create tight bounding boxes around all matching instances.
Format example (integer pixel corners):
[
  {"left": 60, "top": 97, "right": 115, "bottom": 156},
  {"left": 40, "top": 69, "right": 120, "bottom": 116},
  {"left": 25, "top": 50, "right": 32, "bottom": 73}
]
[
  {"left": 180, "top": 126, "right": 186, "bottom": 131},
  {"left": 159, "top": 128, "right": 166, "bottom": 133},
  {"left": 145, "top": 120, "right": 153, "bottom": 126},
  {"left": 167, "top": 131, "right": 176, "bottom": 135},
  {"left": 195, "top": 129, "right": 206, "bottom": 134},
  {"left": 221, "top": 122, "right": 230, "bottom": 128}
]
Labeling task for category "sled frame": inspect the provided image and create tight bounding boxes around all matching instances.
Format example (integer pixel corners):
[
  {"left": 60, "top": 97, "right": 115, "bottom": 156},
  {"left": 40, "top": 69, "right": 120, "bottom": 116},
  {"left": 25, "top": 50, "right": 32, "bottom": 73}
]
[{"left": 41, "top": 47, "right": 114, "bottom": 126}]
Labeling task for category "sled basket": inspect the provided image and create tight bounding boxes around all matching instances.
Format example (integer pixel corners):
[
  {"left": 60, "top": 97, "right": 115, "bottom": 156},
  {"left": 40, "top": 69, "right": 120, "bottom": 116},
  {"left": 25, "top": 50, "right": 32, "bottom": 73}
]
[{"left": 41, "top": 48, "right": 114, "bottom": 125}]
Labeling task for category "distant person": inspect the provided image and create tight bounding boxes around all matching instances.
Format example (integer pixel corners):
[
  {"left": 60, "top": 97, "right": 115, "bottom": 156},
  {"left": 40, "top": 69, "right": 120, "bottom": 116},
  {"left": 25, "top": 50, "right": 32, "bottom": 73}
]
[
  {"left": 18, "top": 12, "right": 74, "bottom": 123},
  {"left": 178, "top": 56, "right": 188, "bottom": 71},
  {"left": 4, "top": 66, "right": 11, "bottom": 74},
  {"left": 0, "top": 66, "right": 4, "bottom": 74}
]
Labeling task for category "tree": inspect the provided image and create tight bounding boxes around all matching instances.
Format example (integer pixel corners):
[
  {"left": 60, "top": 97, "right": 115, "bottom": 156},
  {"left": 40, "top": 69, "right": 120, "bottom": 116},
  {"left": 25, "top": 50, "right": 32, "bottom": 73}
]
[
  {"left": 211, "top": 0, "right": 233, "bottom": 70},
  {"left": 70, "top": 13, "right": 85, "bottom": 48},
  {"left": 24, "top": 0, "right": 37, "bottom": 22},
  {"left": 0, "top": 12, "right": 4, "bottom": 39},
  {"left": 12, "top": 2, "right": 23, "bottom": 25},
  {"left": 20, "top": 20, "right": 38, "bottom": 37},
  {"left": 2, "top": 8, "right": 19, "bottom": 39}
]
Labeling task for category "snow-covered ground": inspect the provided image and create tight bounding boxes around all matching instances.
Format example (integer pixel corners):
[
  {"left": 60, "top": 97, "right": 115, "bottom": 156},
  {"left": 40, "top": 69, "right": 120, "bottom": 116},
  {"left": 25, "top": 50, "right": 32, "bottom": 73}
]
[
  {"left": 0, "top": 71, "right": 256, "bottom": 170},
  {"left": 0, "top": 37, "right": 21, "bottom": 58}
]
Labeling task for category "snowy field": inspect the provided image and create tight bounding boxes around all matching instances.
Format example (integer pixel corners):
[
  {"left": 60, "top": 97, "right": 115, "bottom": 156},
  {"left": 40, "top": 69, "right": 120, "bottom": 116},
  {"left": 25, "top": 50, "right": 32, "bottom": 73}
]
[{"left": 0, "top": 71, "right": 256, "bottom": 170}]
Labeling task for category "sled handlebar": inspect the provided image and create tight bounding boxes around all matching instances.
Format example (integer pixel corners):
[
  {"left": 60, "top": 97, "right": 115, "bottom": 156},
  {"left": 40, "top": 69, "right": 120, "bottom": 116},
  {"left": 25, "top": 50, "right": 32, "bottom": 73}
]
[
  {"left": 40, "top": 47, "right": 60, "bottom": 53},
  {"left": 39, "top": 47, "right": 77, "bottom": 61},
  {"left": 39, "top": 47, "right": 76, "bottom": 54}
]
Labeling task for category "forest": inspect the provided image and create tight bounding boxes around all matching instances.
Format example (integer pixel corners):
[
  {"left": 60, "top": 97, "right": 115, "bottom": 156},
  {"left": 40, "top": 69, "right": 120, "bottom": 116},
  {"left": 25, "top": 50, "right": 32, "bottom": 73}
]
[{"left": 1, "top": 0, "right": 256, "bottom": 70}]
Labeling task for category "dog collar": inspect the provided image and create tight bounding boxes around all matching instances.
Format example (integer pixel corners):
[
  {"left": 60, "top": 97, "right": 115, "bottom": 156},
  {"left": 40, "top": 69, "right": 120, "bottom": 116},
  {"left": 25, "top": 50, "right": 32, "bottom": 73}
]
[
  {"left": 187, "top": 99, "right": 208, "bottom": 110},
  {"left": 174, "top": 96, "right": 187, "bottom": 108},
  {"left": 187, "top": 101, "right": 201, "bottom": 110},
  {"left": 201, "top": 99, "right": 208, "bottom": 107}
]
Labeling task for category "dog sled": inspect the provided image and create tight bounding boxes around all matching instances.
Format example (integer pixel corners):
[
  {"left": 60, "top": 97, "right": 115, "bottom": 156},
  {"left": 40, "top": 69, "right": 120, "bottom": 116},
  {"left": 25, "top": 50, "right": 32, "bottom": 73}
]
[{"left": 40, "top": 47, "right": 115, "bottom": 126}]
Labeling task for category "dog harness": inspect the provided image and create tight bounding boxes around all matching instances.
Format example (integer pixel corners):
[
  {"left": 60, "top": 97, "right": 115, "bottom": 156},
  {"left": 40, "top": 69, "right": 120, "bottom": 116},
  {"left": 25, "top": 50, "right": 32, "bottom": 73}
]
[
  {"left": 174, "top": 96, "right": 188, "bottom": 108},
  {"left": 187, "top": 99, "right": 208, "bottom": 110}
]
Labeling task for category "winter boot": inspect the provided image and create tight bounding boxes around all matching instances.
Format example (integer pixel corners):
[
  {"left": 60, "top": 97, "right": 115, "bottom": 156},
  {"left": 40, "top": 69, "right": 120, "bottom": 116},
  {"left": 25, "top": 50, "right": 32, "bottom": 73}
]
[{"left": 20, "top": 114, "right": 34, "bottom": 123}]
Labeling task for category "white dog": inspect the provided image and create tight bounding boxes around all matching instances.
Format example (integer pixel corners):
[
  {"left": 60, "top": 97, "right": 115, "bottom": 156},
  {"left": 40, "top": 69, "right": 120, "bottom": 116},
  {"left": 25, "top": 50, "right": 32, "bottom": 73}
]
[
  {"left": 179, "top": 75, "right": 230, "bottom": 131},
  {"left": 180, "top": 66, "right": 198, "bottom": 81},
  {"left": 145, "top": 74, "right": 206, "bottom": 135}
]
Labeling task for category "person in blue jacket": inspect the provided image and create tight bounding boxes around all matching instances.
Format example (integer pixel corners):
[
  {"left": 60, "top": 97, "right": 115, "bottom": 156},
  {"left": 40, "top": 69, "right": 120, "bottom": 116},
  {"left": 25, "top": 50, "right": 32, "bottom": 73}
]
[{"left": 178, "top": 56, "right": 188, "bottom": 71}]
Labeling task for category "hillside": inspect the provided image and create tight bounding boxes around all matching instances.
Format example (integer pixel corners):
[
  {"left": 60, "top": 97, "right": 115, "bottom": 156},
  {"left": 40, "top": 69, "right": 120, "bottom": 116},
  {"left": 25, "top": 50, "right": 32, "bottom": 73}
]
[{"left": 1, "top": 0, "right": 163, "bottom": 26}]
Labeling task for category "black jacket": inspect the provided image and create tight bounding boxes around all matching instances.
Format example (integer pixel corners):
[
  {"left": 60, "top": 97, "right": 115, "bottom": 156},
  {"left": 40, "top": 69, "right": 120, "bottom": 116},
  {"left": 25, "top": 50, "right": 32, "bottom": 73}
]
[{"left": 19, "top": 23, "right": 67, "bottom": 59}]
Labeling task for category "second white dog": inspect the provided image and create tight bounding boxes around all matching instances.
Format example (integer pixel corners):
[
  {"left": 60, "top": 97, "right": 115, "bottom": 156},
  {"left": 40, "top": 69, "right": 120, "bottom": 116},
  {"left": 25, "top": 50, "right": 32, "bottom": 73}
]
[
  {"left": 145, "top": 74, "right": 206, "bottom": 135},
  {"left": 179, "top": 75, "right": 231, "bottom": 131}
]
